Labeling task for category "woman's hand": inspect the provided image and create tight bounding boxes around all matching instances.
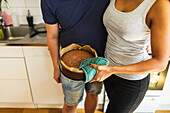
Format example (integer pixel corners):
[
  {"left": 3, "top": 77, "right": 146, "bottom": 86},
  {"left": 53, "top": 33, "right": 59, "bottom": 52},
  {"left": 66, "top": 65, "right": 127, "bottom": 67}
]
[
  {"left": 89, "top": 64, "right": 113, "bottom": 83},
  {"left": 54, "top": 67, "right": 61, "bottom": 83}
]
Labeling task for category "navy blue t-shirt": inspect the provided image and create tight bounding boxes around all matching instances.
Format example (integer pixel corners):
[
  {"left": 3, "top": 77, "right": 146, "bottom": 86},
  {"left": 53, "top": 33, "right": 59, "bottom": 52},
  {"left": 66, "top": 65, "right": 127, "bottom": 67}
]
[{"left": 41, "top": 0, "right": 109, "bottom": 57}]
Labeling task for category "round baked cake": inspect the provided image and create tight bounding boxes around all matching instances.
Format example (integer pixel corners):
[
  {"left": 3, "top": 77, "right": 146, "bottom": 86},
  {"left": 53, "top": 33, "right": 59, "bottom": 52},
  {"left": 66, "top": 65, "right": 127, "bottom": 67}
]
[{"left": 61, "top": 50, "right": 94, "bottom": 68}]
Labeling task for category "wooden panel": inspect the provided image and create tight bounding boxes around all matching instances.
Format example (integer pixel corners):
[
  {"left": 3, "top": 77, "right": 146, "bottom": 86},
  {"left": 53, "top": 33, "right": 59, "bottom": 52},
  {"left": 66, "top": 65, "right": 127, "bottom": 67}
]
[
  {"left": 0, "top": 109, "right": 169, "bottom": 113},
  {"left": 0, "top": 108, "right": 104, "bottom": 113},
  {"left": 23, "top": 109, "right": 49, "bottom": 113},
  {"left": 156, "top": 111, "right": 170, "bottom": 113},
  {"left": 0, "top": 109, "right": 23, "bottom": 113}
]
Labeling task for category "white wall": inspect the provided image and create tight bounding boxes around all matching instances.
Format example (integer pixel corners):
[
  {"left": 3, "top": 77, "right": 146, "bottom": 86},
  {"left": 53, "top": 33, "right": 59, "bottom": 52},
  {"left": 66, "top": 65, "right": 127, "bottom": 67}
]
[{"left": 2, "top": 0, "right": 43, "bottom": 25}]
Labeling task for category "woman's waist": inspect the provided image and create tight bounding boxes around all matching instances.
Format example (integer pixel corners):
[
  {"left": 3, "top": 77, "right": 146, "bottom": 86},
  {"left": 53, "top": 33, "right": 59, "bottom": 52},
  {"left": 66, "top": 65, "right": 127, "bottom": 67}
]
[
  {"left": 106, "top": 35, "right": 150, "bottom": 55},
  {"left": 105, "top": 49, "right": 150, "bottom": 66},
  {"left": 105, "top": 44, "right": 148, "bottom": 58}
]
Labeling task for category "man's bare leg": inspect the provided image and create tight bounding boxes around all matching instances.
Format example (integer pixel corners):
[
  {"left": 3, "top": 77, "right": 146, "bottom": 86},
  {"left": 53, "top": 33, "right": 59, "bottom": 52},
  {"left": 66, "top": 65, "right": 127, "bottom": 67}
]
[
  {"left": 62, "top": 103, "right": 78, "bottom": 113},
  {"left": 85, "top": 92, "right": 98, "bottom": 113}
]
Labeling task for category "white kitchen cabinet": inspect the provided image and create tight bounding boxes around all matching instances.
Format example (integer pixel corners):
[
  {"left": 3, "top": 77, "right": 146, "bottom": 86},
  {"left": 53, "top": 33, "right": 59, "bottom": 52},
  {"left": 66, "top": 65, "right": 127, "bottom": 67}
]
[
  {"left": 25, "top": 56, "right": 64, "bottom": 105},
  {"left": 158, "top": 64, "right": 170, "bottom": 110},
  {"left": 0, "top": 58, "right": 27, "bottom": 79},
  {"left": 23, "top": 46, "right": 50, "bottom": 57},
  {"left": 0, "top": 80, "right": 32, "bottom": 103},
  {"left": 23, "top": 46, "right": 64, "bottom": 106},
  {"left": 0, "top": 46, "right": 33, "bottom": 107},
  {"left": 134, "top": 91, "right": 161, "bottom": 113},
  {"left": 0, "top": 46, "right": 23, "bottom": 57}
]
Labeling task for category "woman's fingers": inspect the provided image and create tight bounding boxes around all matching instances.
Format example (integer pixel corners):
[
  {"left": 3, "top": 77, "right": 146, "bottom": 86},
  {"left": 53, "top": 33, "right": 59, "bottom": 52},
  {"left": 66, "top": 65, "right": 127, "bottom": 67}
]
[
  {"left": 89, "top": 78, "right": 96, "bottom": 83},
  {"left": 89, "top": 63, "right": 99, "bottom": 69},
  {"left": 89, "top": 64, "right": 107, "bottom": 83}
]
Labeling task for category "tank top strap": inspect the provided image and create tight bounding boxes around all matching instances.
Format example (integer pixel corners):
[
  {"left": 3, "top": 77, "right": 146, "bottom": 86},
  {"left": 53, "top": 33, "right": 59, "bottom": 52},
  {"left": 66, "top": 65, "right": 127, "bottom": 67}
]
[
  {"left": 143, "top": 0, "right": 156, "bottom": 15},
  {"left": 141, "top": 0, "right": 156, "bottom": 29}
]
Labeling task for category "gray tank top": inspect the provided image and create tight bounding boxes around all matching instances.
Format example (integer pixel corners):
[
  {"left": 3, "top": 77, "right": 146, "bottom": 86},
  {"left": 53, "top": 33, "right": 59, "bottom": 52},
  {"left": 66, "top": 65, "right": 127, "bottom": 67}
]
[{"left": 103, "top": 0, "right": 156, "bottom": 80}]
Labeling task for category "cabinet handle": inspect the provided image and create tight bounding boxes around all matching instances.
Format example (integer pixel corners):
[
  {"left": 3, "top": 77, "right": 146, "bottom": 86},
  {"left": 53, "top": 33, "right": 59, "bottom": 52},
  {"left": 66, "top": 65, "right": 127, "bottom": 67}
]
[
  {"left": 106, "top": 99, "right": 109, "bottom": 102},
  {"left": 151, "top": 98, "right": 155, "bottom": 101}
]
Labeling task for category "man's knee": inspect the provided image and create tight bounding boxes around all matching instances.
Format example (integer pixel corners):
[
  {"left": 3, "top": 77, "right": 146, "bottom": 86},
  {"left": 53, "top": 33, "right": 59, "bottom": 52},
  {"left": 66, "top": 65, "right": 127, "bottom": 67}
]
[
  {"left": 64, "top": 103, "right": 78, "bottom": 111},
  {"left": 86, "top": 92, "right": 98, "bottom": 99}
]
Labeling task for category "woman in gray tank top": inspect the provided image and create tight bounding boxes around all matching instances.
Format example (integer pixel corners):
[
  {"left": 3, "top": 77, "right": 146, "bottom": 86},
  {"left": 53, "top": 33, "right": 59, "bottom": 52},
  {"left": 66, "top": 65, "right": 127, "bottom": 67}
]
[{"left": 89, "top": 0, "right": 170, "bottom": 112}]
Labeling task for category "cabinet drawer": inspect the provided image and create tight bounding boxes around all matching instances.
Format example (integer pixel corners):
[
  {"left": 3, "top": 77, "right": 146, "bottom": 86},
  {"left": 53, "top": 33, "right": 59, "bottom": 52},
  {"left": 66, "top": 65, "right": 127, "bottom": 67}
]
[
  {"left": 0, "top": 58, "right": 28, "bottom": 79},
  {"left": 0, "top": 80, "right": 32, "bottom": 103},
  {"left": 139, "top": 97, "right": 160, "bottom": 107},
  {"left": 134, "top": 97, "right": 160, "bottom": 113},
  {"left": 160, "top": 88, "right": 170, "bottom": 105},
  {"left": 0, "top": 46, "right": 23, "bottom": 57},
  {"left": 23, "top": 46, "right": 50, "bottom": 57},
  {"left": 135, "top": 107, "right": 156, "bottom": 113}
]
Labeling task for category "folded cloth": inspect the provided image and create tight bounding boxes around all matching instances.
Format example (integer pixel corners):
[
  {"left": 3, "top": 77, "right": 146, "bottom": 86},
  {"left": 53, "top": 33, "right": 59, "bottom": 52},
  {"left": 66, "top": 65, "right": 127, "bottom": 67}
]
[
  {"left": 78, "top": 57, "right": 109, "bottom": 83},
  {"left": 2, "top": 11, "right": 12, "bottom": 26}
]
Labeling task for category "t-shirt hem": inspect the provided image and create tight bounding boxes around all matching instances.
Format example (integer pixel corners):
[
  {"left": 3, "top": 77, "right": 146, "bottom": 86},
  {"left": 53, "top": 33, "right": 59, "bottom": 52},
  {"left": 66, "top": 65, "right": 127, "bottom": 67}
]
[
  {"left": 43, "top": 18, "right": 58, "bottom": 25},
  {"left": 44, "top": 21, "right": 58, "bottom": 25}
]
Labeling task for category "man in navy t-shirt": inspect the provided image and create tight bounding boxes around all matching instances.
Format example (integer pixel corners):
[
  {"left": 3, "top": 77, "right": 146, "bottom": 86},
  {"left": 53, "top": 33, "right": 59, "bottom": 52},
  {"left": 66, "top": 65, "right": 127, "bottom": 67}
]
[{"left": 41, "top": 0, "right": 109, "bottom": 113}]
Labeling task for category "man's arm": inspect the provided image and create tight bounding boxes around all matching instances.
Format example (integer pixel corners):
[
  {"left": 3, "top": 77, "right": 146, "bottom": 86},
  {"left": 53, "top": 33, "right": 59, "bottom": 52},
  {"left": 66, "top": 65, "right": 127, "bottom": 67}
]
[{"left": 45, "top": 23, "right": 61, "bottom": 83}]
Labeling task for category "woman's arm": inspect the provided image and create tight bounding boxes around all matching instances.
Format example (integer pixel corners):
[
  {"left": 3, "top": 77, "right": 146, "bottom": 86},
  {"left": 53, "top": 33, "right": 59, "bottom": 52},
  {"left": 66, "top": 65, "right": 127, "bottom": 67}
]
[
  {"left": 89, "top": 0, "right": 170, "bottom": 82},
  {"left": 45, "top": 23, "right": 61, "bottom": 83}
]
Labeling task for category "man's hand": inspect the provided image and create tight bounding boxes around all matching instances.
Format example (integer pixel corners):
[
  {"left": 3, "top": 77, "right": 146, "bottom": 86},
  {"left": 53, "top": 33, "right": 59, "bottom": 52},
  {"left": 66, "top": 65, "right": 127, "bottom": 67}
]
[
  {"left": 54, "top": 67, "right": 61, "bottom": 83},
  {"left": 89, "top": 64, "right": 113, "bottom": 83}
]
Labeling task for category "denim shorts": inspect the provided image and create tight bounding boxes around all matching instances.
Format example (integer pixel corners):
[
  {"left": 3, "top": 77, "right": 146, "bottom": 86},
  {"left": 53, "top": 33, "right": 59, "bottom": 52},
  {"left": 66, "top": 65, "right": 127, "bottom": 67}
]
[{"left": 61, "top": 73, "right": 103, "bottom": 106}]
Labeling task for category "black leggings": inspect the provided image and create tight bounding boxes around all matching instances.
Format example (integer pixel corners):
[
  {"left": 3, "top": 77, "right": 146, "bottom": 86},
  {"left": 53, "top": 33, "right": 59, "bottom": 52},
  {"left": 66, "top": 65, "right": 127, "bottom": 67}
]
[{"left": 104, "top": 74, "right": 150, "bottom": 113}]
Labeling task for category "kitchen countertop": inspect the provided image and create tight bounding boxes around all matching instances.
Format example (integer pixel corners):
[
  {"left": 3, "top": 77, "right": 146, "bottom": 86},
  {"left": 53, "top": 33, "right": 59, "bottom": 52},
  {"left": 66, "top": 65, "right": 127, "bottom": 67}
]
[
  {"left": 0, "top": 26, "right": 47, "bottom": 46},
  {"left": 0, "top": 26, "right": 170, "bottom": 60}
]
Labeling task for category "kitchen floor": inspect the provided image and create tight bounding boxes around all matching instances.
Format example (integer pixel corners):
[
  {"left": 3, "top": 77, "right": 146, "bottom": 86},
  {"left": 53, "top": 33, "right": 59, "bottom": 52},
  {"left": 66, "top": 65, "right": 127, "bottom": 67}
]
[
  {"left": 0, "top": 109, "right": 103, "bottom": 113},
  {"left": 0, "top": 109, "right": 169, "bottom": 113}
]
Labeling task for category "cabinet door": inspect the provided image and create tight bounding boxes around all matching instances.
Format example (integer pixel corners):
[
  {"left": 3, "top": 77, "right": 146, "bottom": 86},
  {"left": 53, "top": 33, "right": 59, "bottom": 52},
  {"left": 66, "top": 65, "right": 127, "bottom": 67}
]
[
  {"left": 160, "top": 64, "right": 170, "bottom": 106},
  {"left": 0, "top": 80, "right": 32, "bottom": 103},
  {"left": 25, "top": 56, "right": 64, "bottom": 104},
  {"left": 0, "top": 58, "right": 28, "bottom": 79},
  {"left": 134, "top": 96, "right": 160, "bottom": 113},
  {"left": 23, "top": 46, "right": 50, "bottom": 57},
  {"left": 0, "top": 46, "right": 23, "bottom": 57}
]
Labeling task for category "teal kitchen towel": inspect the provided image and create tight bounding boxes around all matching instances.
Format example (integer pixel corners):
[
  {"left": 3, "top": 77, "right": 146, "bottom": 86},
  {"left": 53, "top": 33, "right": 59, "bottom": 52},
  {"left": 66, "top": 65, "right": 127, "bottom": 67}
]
[{"left": 78, "top": 57, "right": 109, "bottom": 83}]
